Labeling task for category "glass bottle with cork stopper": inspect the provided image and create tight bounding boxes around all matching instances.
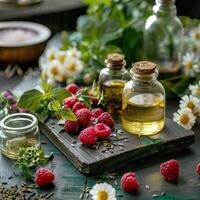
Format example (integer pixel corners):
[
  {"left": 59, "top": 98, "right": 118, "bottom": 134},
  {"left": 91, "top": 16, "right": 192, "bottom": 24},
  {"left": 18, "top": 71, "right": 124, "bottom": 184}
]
[
  {"left": 122, "top": 61, "right": 165, "bottom": 135},
  {"left": 144, "top": 0, "right": 184, "bottom": 74},
  {"left": 99, "top": 53, "right": 130, "bottom": 118}
]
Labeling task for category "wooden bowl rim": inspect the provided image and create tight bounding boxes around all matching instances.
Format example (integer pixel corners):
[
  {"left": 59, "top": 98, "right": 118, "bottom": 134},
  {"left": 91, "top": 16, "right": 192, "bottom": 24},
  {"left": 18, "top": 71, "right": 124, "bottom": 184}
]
[{"left": 0, "top": 21, "right": 51, "bottom": 47}]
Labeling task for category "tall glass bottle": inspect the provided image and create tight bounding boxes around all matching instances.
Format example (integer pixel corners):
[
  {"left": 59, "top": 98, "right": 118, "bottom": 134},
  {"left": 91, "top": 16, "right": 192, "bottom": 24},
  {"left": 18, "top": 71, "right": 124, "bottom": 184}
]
[
  {"left": 99, "top": 53, "right": 130, "bottom": 118},
  {"left": 144, "top": 0, "right": 184, "bottom": 73}
]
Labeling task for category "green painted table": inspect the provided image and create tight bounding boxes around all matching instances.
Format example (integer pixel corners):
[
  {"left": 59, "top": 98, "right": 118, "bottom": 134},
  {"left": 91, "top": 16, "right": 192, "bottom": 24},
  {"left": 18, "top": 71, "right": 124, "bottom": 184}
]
[{"left": 1, "top": 75, "right": 200, "bottom": 200}]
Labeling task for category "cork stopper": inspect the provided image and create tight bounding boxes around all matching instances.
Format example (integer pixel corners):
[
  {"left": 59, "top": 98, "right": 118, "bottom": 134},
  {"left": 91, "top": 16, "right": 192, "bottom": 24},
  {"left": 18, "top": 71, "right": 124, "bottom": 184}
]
[
  {"left": 105, "top": 53, "right": 126, "bottom": 69},
  {"left": 156, "top": 0, "right": 175, "bottom": 6},
  {"left": 132, "top": 61, "right": 157, "bottom": 75}
]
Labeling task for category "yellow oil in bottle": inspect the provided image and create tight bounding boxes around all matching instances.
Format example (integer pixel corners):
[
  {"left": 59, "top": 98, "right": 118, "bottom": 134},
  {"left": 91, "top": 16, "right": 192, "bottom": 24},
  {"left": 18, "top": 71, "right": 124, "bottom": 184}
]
[
  {"left": 122, "top": 93, "right": 165, "bottom": 135},
  {"left": 101, "top": 80, "right": 126, "bottom": 117}
]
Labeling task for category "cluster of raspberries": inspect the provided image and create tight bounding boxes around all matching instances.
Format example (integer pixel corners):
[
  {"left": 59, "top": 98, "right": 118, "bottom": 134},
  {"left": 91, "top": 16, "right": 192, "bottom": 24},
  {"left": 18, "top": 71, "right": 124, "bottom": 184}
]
[{"left": 63, "top": 84, "right": 115, "bottom": 146}]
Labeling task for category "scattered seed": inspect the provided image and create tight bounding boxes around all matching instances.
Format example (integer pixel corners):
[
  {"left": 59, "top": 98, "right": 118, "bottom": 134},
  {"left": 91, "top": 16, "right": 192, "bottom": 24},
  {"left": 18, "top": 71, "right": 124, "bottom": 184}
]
[
  {"left": 72, "top": 140, "right": 77, "bottom": 144},
  {"left": 114, "top": 180, "right": 118, "bottom": 186},
  {"left": 41, "top": 141, "right": 47, "bottom": 145},
  {"left": 1, "top": 182, "right": 7, "bottom": 185},
  {"left": 152, "top": 194, "right": 159, "bottom": 198},
  {"left": 161, "top": 192, "right": 166, "bottom": 196},
  {"left": 8, "top": 176, "right": 13, "bottom": 180},
  {"left": 116, "top": 193, "right": 123, "bottom": 197},
  {"left": 71, "top": 144, "right": 75, "bottom": 148},
  {"left": 145, "top": 185, "right": 150, "bottom": 190}
]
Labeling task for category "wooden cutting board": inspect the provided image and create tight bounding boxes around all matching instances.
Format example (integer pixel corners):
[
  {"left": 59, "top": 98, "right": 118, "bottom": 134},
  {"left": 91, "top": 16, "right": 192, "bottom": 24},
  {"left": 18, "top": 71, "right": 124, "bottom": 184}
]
[{"left": 39, "top": 118, "right": 194, "bottom": 174}]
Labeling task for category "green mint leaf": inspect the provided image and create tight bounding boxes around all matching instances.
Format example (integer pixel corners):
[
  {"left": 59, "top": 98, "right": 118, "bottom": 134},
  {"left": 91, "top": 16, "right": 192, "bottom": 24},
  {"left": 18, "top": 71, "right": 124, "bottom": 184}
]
[
  {"left": 59, "top": 109, "right": 77, "bottom": 121},
  {"left": 48, "top": 100, "right": 61, "bottom": 112},
  {"left": 19, "top": 164, "right": 33, "bottom": 180},
  {"left": 41, "top": 78, "right": 54, "bottom": 93},
  {"left": 18, "top": 89, "right": 43, "bottom": 112},
  {"left": 52, "top": 88, "right": 71, "bottom": 103}
]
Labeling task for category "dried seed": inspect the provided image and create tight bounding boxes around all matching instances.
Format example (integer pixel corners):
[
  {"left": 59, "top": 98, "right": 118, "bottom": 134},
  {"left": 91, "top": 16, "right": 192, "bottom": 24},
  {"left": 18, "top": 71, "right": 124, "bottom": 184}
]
[
  {"left": 71, "top": 144, "right": 75, "bottom": 148},
  {"left": 114, "top": 180, "right": 118, "bottom": 186},
  {"left": 152, "top": 194, "right": 159, "bottom": 198},
  {"left": 161, "top": 192, "right": 166, "bottom": 196},
  {"left": 145, "top": 185, "right": 150, "bottom": 190}
]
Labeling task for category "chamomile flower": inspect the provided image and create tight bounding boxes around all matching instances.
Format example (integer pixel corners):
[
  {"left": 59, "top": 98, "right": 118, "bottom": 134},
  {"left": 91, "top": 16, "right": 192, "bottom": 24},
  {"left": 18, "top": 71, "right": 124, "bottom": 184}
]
[
  {"left": 182, "top": 52, "right": 199, "bottom": 77},
  {"left": 47, "top": 60, "right": 66, "bottom": 82},
  {"left": 180, "top": 95, "right": 200, "bottom": 115},
  {"left": 90, "top": 183, "right": 116, "bottom": 200},
  {"left": 190, "top": 26, "right": 200, "bottom": 41},
  {"left": 57, "top": 51, "right": 67, "bottom": 64},
  {"left": 189, "top": 82, "right": 200, "bottom": 97},
  {"left": 66, "top": 47, "right": 81, "bottom": 58},
  {"left": 46, "top": 47, "right": 58, "bottom": 62},
  {"left": 173, "top": 108, "right": 196, "bottom": 130},
  {"left": 65, "top": 57, "right": 83, "bottom": 76}
]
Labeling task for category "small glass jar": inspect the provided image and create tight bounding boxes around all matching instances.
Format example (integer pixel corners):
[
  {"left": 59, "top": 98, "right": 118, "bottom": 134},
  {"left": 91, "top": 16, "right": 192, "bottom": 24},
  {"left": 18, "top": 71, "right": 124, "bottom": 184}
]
[
  {"left": 122, "top": 61, "right": 166, "bottom": 135},
  {"left": 0, "top": 113, "right": 40, "bottom": 159},
  {"left": 99, "top": 53, "right": 130, "bottom": 118},
  {"left": 144, "top": 0, "right": 184, "bottom": 73}
]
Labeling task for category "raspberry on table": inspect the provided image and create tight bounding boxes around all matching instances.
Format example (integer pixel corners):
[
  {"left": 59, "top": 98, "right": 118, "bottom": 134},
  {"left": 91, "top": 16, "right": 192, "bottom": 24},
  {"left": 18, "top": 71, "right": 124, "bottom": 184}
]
[
  {"left": 97, "top": 112, "right": 115, "bottom": 128},
  {"left": 35, "top": 168, "right": 55, "bottom": 187},
  {"left": 160, "top": 159, "right": 179, "bottom": 181},
  {"left": 66, "top": 83, "right": 79, "bottom": 94},
  {"left": 196, "top": 162, "right": 200, "bottom": 175},
  {"left": 63, "top": 96, "right": 78, "bottom": 108},
  {"left": 76, "top": 108, "right": 91, "bottom": 127},
  {"left": 72, "top": 102, "right": 87, "bottom": 113},
  {"left": 95, "top": 123, "right": 112, "bottom": 139},
  {"left": 121, "top": 172, "right": 139, "bottom": 191},
  {"left": 64, "top": 120, "right": 79, "bottom": 133},
  {"left": 91, "top": 108, "right": 103, "bottom": 118},
  {"left": 79, "top": 127, "right": 96, "bottom": 146}
]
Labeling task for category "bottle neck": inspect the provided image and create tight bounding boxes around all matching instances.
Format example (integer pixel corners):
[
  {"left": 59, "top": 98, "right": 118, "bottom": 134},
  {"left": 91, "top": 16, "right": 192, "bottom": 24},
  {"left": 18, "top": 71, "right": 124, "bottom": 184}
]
[
  {"left": 153, "top": 0, "right": 177, "bottom": 17},
  {"left": 131, "top": 71, "right": 158, "bottom": 83}
]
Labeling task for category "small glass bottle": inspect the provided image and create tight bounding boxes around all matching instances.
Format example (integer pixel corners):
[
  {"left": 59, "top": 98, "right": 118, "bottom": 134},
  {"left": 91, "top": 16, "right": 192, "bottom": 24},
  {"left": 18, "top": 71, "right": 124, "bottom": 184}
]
[
  {"left": 144, "top": 0, "right": 184, "bottom": 73},
  {"left": 122, "top": 61, "right": 165, "bottom": 135},
  {"left": 99, "top": 53, "right": 130, "bottom": 118},
  {"left": 0, "top": 113, "right": 40, "bottom": 159}
]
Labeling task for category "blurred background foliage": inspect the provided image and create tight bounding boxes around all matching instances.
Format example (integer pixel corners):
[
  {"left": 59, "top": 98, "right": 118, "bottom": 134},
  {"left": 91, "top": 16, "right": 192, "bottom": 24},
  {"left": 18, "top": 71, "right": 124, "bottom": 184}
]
[{"left": 60, "top": 0, "right": 199, "bottom": 97}]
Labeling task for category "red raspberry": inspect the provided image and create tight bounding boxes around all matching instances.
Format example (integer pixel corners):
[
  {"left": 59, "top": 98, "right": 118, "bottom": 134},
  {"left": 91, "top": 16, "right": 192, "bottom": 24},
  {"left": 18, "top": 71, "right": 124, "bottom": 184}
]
[
  {"left": 72, "top": 102, "right": 87, "bottom": 113},
  {"left": 66, "top": 83, "right": 78, "bottom": 94},
  {"left": 91, "top": 108, "right": 103, "bottom": 118},
  {"left": 160, "top": 159, "right": 179, "bottom": 181},
  {"left": 76, "top": 108, "right": 91, "bottom": 127},
  {"left": 35, "top": 168, "right": 55, "bottom": 187},
  {"left": 197, "top": 163, "right": 200, "bottom": 176},
  {"left": 63, "top": 104, "right": 70, "bottom": 110},
  {"left": 79, "top": 127, "right": 96, "bottom": 146},
  {"left": 97, "top": 112, "right": 115, "bottom": 128},
  {"left": 64, "top": 120, "right": 79, "bottom": 133},
  {"left": 64, "top": 96, "right": 78, "bottom": 108},
  {"left": 95, "top": 123, "right": 112, "bottom": 139},
  {"left": 121, "top": 172, "right": 139, "bottom": 191}
]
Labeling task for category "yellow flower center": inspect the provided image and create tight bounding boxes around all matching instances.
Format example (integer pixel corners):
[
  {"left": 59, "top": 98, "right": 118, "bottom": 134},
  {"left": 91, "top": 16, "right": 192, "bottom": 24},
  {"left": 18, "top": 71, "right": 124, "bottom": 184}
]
[
  {"left": 196, "top": 88, "right": 200, "bottom": 96},
  {"left": 195, "top": 32, "right": 200, "bottom": 40},
  {"left": 187, "top": 102, "right": 194, "bottom": 110},
  {"left": 51, "top": 66, "right": 59, "bottom": 76},
  {"left": 185, "top": 61, "right": 193, "bottom": 69},
  {"left": 68, "top": 63, "right": 76, "bottom": 72},
  {"left": 48, "top": 52, "right": 55, "bottom": 61},
  {"left": 180, "top": 114, "right": 189, "bottom": 124},
  {"left": 192, "top": 45, "right": 198, "bottom": 53},
  {"left": 97, "top": 191, "right": 108, "bottom": 200},
  {"left": 59, "top": 54, "right": 66, "bottom": 64}
]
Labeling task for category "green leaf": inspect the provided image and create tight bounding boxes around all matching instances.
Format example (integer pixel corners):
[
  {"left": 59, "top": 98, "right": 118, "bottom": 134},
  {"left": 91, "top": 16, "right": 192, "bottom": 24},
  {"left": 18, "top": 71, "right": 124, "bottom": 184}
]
[
  {"left": 48, "top": 100, "right": 61, "bottom": 112},
  {"left": 52, "top": 88, "right": 71, "bottom": 102},
  {"left": 18, "top": 89, "right": 43, "bottom": 112},
  {"left": 59, "top": 109, "right": 77, "bottom": 121},
  {"left": 41, "top": 78, "right": 54, "bottom": 93},
  {"left": 19, "top": 164, "right": 33, "bottom": 180}
]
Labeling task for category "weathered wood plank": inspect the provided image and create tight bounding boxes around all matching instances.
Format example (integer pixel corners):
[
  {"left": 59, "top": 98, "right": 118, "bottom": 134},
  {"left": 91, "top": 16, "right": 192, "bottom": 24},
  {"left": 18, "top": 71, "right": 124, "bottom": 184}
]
[{"left": 39, "top": 118, "right": 195, "bottom": 174}]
